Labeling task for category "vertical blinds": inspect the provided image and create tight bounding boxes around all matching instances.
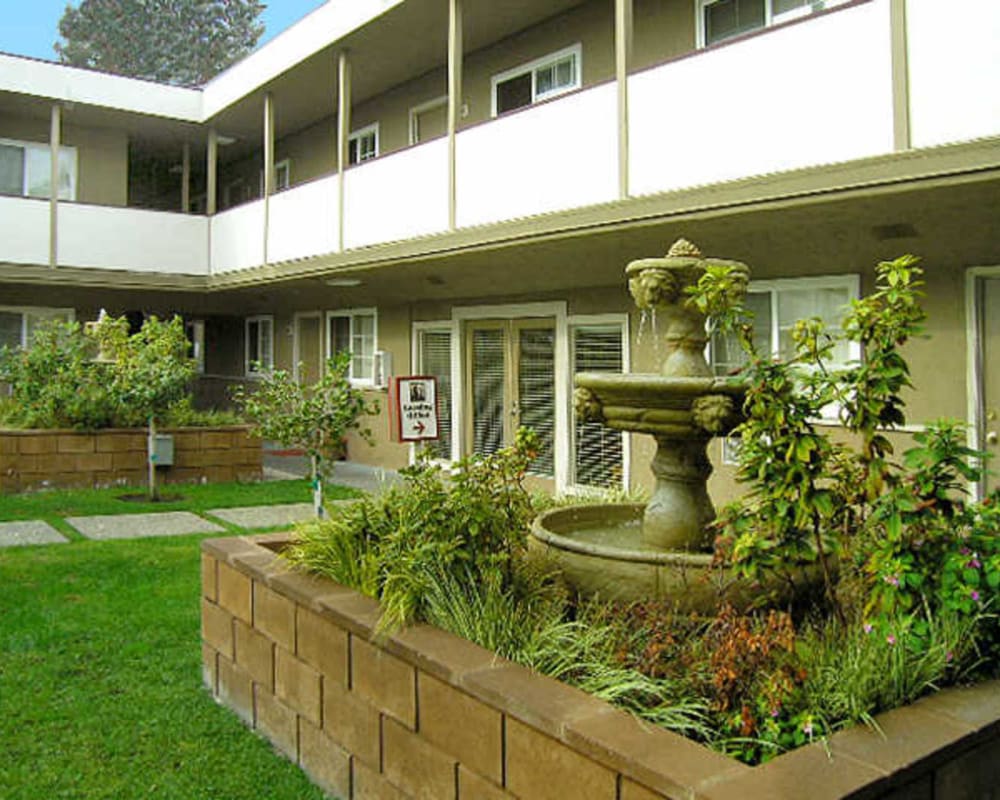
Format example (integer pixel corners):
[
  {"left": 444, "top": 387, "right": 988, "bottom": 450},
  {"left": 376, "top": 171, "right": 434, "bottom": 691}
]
[
  {"left": 573, "top": 325, "right": 624, "bottom": 489},
  {"left": 518, "top": 327, "right": 555, "bottom": 477},
  {"left": 471, "top": 328, "right": 506, "bottom": 457},
  {"left": 418, "top": 329, "right": 452, "bottom": 461}
]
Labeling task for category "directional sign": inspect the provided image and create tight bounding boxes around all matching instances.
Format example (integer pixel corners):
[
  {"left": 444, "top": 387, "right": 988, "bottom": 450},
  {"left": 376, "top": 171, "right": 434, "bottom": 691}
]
[{"left": 392, "top": 376, "right": 440, "bottom": 442}]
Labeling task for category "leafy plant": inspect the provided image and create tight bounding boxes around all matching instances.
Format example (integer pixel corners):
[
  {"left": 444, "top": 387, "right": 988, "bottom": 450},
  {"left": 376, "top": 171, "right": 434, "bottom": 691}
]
[
  {"left": 232, "top": 353, "right": 378, "bottom": 518},
  {"left": 91, "top": 314, "right": 197, "bottom": 500}
]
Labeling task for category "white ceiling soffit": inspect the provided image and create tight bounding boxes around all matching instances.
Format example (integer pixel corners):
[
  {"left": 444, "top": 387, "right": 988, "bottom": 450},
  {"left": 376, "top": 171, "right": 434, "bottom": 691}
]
[
  {"left": 0, "top": 0, "right": 405, "bottom": 123},
  {"left": 0, "top": 53, "right": 203, "bottom": 122},
  {"left": 201, "top": 0, "right": 406, "bottom": 118}
]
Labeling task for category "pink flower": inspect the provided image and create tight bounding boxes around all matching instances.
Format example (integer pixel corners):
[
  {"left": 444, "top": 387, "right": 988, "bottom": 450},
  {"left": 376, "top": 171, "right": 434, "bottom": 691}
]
[
  {"left": 886, "top": 634, "right": 896, "bottom": 645},
  {"left": 971, "top": 590, "right": 981, "bottom": 602},
  {"left": 883, "top": 574, "right": 900, "bottom": 587},
  {"left": 946, "top": 651, "right": 954, "bottom": 663},
  {"left": 863, "top": 623, "right": 874, "bottom": 634},
  {"left": 802, "top": 721, "right": 814, "bottom": 736},
  {"left": 967, "top": 557, "right": 982, "bottom": 569}
]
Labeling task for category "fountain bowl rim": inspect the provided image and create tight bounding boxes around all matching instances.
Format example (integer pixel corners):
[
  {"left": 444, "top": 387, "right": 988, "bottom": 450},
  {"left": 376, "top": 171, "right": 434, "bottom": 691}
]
[{"left": 531, "top": 504, "right": 715, "bottom": 567}]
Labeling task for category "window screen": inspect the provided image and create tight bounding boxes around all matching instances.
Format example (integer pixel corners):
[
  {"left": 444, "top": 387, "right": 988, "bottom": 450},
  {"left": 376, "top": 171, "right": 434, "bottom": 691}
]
[
  {"left": 518, "top": 328, "right": 555, "bottom": 477},
  {"left": 418, "top": 329, "right": 452, "bottom": 461},
  {"left": 572, "top": 325, "right": 624, "bottom": 489},
  {"left": 704, "top": 0, "right": 766, "bottom": 45}
]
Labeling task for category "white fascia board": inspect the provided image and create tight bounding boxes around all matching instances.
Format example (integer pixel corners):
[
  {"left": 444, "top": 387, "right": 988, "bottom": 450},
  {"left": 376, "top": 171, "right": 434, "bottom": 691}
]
[
  {"left": 0, "top": 53, "right": 203, "bottom": 122},
  {"left": 202, "top": 0, "right": 406, "bottom": 119}
]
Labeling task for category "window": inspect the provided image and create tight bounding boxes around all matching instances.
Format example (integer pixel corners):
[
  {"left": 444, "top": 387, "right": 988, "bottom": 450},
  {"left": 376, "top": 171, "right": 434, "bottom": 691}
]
[
  {"left": 491, "top": 45, "right": 582, "bottom": 117},
  {"left": 259, "top": 159, "right": 291, "bottom": 195},
  {"left": 327, "top": 309, "right": 377, "bottom": 384},
  {"left": 0, "top": 306, "right": 75, "bottom": 351},
  {"left": 697, "top": 0, "right": 850, "bottom": 47},
  {"left": 348, "top": 124, "right": 379, "bottom": 165},
  {"left": 571, "top": 320, "right": 627, "bottom": 490},
  {"left": 245, "top": 315, "right": 274, "bottom": 375},
  {"left": 415, "top": 326, "right": 453, "bottom": 461},
  {"left": 409, "top": 97, "right": 448, "bottom": 145},
  {"left": 0, "top": 138, "right": 77, "bottom": 200},
  {"left": 185, "top": 320, "right": 205, "bottom": 373},
  {"left": 710, "top": 276, "right": 860, "bottom": 375}
]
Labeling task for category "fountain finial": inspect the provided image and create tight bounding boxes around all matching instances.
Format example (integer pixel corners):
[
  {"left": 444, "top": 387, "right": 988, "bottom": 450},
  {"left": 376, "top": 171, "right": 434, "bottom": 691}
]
[{"left": 666, "top": 238, "right": 702, "bottom": 259}]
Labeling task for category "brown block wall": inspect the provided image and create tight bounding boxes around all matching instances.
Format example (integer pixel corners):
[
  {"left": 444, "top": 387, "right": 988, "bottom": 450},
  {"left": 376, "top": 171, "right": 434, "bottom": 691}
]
[
  {"left": 0, "top": 425, "right": 261, "bottom": 492},
  {"left": 201, "top": 535, "right": 1000, "bottom": 800}
]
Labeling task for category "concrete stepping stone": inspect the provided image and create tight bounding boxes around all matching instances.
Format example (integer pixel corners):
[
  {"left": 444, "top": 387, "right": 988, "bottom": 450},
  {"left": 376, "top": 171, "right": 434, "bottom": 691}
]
[
  {"left": 207, "top": 503, "right": 316, "bottom": 529},
  {"left": 0, "top": 520, "right": 68, "bottom": 547},
  {"left": 67, "top": 512, "right": 224, "bottom": 540}
]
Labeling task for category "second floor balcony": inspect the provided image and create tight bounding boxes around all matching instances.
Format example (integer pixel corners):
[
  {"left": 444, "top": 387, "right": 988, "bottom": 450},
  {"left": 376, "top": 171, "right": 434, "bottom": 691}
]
[{"left": 1, "top": 0, "right": 997, "bottom": 281}]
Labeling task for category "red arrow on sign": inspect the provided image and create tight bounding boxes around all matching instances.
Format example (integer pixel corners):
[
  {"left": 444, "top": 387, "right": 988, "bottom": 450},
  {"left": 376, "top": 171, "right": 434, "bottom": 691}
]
[{"left": 414, "top": 421, "right": 426, "bottom": 435}]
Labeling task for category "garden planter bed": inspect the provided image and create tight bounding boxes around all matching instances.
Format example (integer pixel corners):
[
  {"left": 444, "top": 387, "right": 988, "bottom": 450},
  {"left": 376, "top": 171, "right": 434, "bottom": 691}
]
[
  {"left": 0, "top": 425, "right": 260, "bottom": 492},
  {"left": 201, "top": 534, "right": 1000, "bottom": 800}
]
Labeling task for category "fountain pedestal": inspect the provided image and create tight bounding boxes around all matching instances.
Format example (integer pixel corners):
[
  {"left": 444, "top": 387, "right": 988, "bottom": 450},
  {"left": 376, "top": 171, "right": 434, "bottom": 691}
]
[{"left": 645, "top": 436, "right": 714, "bottom": 551}]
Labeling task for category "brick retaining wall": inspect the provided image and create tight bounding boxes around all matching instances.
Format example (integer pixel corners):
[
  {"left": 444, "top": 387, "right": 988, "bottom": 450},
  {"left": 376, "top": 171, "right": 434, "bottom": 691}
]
[
  {"left": 0, "top": 426, "right": 260, "bottom": 492},
  {"left": 201, "top": 534, "right": 1000, "bottom": 800}
]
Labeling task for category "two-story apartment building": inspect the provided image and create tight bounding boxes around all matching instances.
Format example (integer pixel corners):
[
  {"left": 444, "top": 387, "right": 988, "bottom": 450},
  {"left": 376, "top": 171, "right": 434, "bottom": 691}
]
[{"left": 1, "top": 0, "right": 998, "bottom": 499}]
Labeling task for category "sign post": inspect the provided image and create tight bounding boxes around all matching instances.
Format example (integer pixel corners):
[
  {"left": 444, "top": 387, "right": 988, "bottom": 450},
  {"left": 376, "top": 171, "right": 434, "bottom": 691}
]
[{"left": 391, "top": 376, "right": 440, "bottom": 442}]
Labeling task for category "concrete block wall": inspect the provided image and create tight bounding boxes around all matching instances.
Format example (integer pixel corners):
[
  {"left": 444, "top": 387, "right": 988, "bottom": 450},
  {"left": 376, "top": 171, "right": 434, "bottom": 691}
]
[
  {"left": 201, "top": 534, "right": 1000, "bottom": 800},
  {"left": 0, "top": 425, "right": 260, "bottom": 492}
]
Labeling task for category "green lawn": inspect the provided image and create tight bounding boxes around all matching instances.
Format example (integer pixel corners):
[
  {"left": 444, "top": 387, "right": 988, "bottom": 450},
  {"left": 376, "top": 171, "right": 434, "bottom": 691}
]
[
  {"left": 0, "top": 534, "right": 331, "bottom": 800},
  {"left": 0, "top": 479, "right": 362, "bottom": 537}
]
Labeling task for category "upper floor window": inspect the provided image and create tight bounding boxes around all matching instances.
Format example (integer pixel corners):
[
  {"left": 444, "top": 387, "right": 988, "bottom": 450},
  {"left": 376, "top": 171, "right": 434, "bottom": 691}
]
[
  {"left": 245, "top": 315, "right": 274, "bottom": 376},
  {"left": 259, "top": 159, "right": 291, "bottom": 195},
  {"left": 491, "top": 45, "right": 582, "bottom": 117},
  {"left": 697, "top": 0, "right": 850, "bottom": 47},
  {"left": 709, "top": 275, "right": 861, "bottom": 376},
  {"left": 0, "top": 139, "right": 77, "bottom": 201},
  {"left": 409, "top": 96, "right": 448, "bottom": 145},
  {"left": 348, "top": 124, "right": 379, "bottom": 165},
  {"left": 328, "top": 308, "right": 377, "bottom": 385}
]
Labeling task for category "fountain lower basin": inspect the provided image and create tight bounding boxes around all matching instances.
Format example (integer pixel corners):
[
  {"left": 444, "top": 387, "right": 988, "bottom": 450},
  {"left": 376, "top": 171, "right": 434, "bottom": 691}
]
[{"left": 530, "top": 504, "right": 821, "bottom": 612}]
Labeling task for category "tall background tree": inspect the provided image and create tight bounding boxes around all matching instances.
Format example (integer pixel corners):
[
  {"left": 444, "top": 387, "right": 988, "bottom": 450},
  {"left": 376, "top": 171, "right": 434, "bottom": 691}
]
[{"left": 55, "top": 0, "right": 266, "bottom": 86}]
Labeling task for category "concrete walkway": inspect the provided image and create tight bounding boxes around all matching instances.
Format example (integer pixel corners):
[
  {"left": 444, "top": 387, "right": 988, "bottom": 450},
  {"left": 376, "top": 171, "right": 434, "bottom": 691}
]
[{"left": 0, "top": 459, "right": 393, "bottom": 548}]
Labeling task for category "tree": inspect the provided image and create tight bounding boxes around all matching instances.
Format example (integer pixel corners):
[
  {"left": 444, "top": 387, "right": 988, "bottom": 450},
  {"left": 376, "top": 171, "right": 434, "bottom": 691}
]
[
  {"left": 233, "top": 353, "right": 379, "bottom": 518},
  {"left": 55, "top": 0, "right": 265, "bottom": 86},
  {"left": 92, "top": 314, "right": 197, "bottom": 500}
]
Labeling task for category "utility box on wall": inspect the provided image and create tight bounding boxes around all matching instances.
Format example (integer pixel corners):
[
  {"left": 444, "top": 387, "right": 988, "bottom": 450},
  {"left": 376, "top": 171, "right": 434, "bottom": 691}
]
[{"left": 151, "top": 434, "right": 175, "bottom": 467}]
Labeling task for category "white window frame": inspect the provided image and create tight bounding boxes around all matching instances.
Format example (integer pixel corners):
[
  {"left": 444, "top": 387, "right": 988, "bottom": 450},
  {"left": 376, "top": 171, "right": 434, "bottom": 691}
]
[
  {"left": 408, "top": 96, "right": 449, "bottom": 145},
  {"left": 259, "top": 158, "right": 291, "bottom": 195},
  {"left": 490, "top": 44, "right": 583, "bottom": 117},
  {"left": 412, "top": 321, "right": 455, "bottom": 464},
  {"left": 0, "top": 137, "right": 78, "bottom": 201},
  {"left": 0, "top": 305, "right": 76, "bottom": 349},
  {"left": 244, "top": 315, "right": 274, "bottom": 376},
  {"left": 326, "top": 308, "right": 378, "bottom": 386},
  {"left": 695, "top": 0, "right": 851, "bottom": 48},
  {"left": 348, "top": 124, "right": 380, "bottom": 166},
  {"left": 566, "top": 314, "right": 631, "bottom": 494},
  {"left": 712, "top": 274, "right": 860, "bottom": 461},
  {"left": 185, "top": 319, "right": 205, "bottom": 374}
]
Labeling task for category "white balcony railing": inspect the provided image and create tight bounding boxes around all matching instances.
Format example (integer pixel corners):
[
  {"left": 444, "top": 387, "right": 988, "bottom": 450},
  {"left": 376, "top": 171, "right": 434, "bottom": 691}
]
[
  {"left": 907, "top": 0, "right": 1000, "bottom": 150},
  {"left": 60, "top": 203, "right": 210, "bottom": 274},
  {"left": 630, "top": 0, "right": 894, "bottom": 196},
  {"left": 0, "top": 195, "right": 49, "bottom": 266},
  {"left": 211, "top": 199, "right": 265, "bottom": 274},
  {"left": 455, "top": 81, "right": 618, "bottom": 229},
  {"left": 267, "top": 175, "right": 340, "bottom": 264},
  {"left": 343, "top": 137, "right": 449, "bottom": 249}
]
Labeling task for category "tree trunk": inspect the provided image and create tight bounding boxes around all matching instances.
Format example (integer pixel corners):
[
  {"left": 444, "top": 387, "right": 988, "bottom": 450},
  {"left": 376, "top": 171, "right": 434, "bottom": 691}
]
[{"left": 311, "top": 454, "right": 325, "bottom": 519}]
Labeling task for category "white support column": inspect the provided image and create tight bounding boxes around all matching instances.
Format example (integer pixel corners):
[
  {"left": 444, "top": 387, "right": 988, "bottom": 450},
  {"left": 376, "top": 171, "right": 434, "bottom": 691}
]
[
  {"left": 263, "top": 92, "right": 275, "bottom": 264},
  {"left": 615, "top": 0, "right": 633, "bottom": 199},
  {"left": 447, "top": 0, "right": 463, "bottom": 230},
  {"left": 890, "top": 0, "right": 911, "bottom": 151},
  {"left": 181, "top": 141, "right": 191, "bottom": 213},
  {"left": 49, "top": 104, "right": 61, "bottom": 269},
  {"left": 337, "top": 51, "right": 351, "bottom": 253},
  {"left": 206, "top": 128, "right": 218, "bottom": 216}
]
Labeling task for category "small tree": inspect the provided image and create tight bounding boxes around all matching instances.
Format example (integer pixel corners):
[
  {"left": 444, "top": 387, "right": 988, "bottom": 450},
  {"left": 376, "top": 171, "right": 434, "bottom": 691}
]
[
  {"left": 233, "top": 353, "right": 379, "bottom": 518},
  {"left": 91, "top": 315, "right": 197, "bottom": 500}
]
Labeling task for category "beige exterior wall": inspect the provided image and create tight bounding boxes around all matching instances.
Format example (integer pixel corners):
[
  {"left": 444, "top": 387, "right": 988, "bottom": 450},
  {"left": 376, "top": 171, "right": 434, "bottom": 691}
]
[{"left": 0, "top": 114, "right": 128, "bottom": 207}]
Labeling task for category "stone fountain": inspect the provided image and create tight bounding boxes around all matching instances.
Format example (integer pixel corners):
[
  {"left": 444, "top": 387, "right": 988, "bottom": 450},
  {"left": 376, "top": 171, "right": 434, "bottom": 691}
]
[{"left": 531, "top": 239, "right": 810, "bottom": 611}]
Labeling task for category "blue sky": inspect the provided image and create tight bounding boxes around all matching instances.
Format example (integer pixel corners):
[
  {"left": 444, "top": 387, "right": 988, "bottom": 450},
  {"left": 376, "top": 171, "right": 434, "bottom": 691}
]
[{"left": 0, "top": 1, "right": 327, "bottom": 62}]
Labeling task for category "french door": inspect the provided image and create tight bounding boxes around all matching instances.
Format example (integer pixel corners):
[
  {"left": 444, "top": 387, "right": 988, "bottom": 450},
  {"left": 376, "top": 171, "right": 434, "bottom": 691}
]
[
  {"left": 465, "top": 319, "right": 555, "bottom": 476},
  {"left": 982, "top": 278, "right": 1000, "bottom": 495}
]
